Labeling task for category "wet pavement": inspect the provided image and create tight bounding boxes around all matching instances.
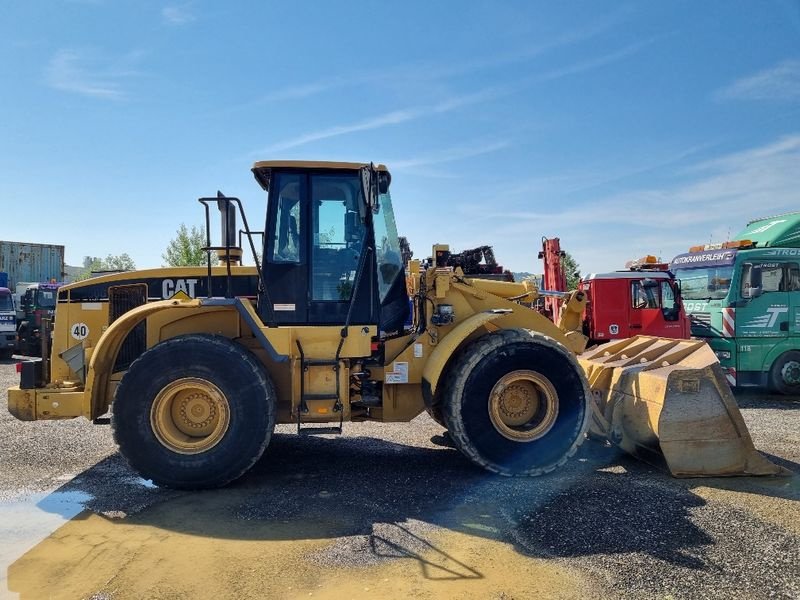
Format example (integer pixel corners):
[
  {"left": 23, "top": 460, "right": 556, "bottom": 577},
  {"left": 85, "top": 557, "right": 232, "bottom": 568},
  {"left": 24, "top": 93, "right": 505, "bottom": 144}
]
[{"left": 0, "top": 360, "right": 798, "bottom": 599}]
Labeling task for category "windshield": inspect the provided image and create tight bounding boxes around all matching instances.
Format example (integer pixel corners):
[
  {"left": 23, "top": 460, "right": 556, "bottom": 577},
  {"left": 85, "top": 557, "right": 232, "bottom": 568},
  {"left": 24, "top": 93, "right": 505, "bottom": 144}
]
[
  {"left": 36, "top": 289, "right": 57, "bottom": 309},
  {"left": 373, "top": 191, "right": 403, "bottom": 302},
  {"left": 0, "top": 293, "right": 12, "bottom": 311},
  {"left": 674, "top": 266, "right": 734, "bottom": 301}
]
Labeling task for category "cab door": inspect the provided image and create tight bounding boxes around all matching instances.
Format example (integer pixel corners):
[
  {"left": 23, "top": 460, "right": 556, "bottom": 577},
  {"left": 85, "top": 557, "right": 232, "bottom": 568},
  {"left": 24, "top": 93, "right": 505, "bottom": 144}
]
[
  {"left": 787, "top": 262, "right": 800, "bottom": 338},
  {"left": 263, "top": 172, "right": 308, "bottom": 324},
  {"left": 738, "top": 261, "right": 790, "bottom": 371},
  {"left": 307, "top": 172, "right": 374, "bottom": 325},
  {"left": 629, "top": 279, "right": 662, "bottom": 334},
  {"left": 261, "top": 170, "right": 376, "bottom": 326}
]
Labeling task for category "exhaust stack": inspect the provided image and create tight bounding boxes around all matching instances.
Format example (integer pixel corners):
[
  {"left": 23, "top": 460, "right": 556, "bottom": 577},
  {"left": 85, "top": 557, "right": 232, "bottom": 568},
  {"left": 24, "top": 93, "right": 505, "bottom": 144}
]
[{"left": 216, "top": 193, "right": 242, "bottom": 266}]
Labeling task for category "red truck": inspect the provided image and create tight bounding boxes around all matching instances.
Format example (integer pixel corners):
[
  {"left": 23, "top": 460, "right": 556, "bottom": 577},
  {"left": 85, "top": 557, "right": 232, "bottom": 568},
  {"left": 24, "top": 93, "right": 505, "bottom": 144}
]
[{"left": 539, "top": 238, "right": 690, "bottom": 343}]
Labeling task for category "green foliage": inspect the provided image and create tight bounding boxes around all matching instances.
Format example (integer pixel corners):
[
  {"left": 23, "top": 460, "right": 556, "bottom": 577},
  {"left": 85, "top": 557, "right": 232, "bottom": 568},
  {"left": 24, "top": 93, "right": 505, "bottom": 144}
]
[
  {"left": 163, "top": 223, "right": 215, "bottom": 267},
  {"left": 75, "top": 254, "right": 136, "bottom": 281},
  {"left": 563, "top": 251, "right": 581, "bottom": 290}
]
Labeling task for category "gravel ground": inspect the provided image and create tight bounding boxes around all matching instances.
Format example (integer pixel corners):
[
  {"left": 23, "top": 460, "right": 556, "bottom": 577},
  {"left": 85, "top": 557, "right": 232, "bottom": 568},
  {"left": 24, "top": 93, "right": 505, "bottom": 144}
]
[{"left": 0, "top": 359, "right": 798, "bottom": 599}]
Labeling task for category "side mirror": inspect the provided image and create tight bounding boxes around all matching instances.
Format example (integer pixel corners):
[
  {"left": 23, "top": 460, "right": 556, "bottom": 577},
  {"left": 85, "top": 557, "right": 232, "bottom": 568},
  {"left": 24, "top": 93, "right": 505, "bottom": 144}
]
[
  {"left": 743, "top": 286, "right": 763, "bottom": 299},
  {"left": 378, "top": 171, "right": 391, "bottom": 194},
  {"left": 743, "top": 265, "right": 763, "bottom": 299}
]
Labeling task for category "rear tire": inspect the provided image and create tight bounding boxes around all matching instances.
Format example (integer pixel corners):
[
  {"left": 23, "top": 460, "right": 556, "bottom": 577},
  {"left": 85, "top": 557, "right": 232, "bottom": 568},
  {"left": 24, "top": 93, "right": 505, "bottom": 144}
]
[
  {"left": 425, "top": 405, "right": 446, "bottom": 428},
  {"left": 442, "top": 329, "right": 590, "bottom": 476},
  {"left": 113, "top": 334, "right": 276, "bottom": 489},
  {"left": 769, "top": 351, "right": 800, "bottom": 396}
]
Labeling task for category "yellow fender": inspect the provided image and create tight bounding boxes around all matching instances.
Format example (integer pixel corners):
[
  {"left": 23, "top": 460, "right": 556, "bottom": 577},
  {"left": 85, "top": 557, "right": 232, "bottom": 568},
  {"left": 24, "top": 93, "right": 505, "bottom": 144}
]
[
  {"left": 421, "top": 310, "right": 507, "bottom": 402},
  {"left": 85, "top": 298, "right": 206, "bottom": 418}
]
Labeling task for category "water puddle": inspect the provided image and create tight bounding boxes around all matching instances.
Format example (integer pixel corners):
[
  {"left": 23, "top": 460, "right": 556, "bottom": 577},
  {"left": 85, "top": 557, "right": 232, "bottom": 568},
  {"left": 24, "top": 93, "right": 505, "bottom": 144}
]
[{"left": 0, "top": 489, "right": 93, "bottom": 598}]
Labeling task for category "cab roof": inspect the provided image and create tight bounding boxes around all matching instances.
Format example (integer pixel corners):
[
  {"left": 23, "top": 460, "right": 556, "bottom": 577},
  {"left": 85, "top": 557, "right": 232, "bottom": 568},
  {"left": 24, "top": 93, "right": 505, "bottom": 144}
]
[
  {"left": 252, "top": 160, "right": 388, "bottom": 171},
  {"left": 583, "top": 271, "right": 673, "bottom": 281},
  {"left": 251, "top": 160, "right": 389, "bottom": 191},
  {"left": 735, "top": 211, "right": 800, "bottom": 248}
]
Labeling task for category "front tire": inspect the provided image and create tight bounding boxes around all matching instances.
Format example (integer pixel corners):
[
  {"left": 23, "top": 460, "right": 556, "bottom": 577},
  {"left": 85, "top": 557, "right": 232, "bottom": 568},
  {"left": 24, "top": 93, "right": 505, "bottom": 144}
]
[
  {"left": 442, "top": 329, "right": 590, "bottom": 476},
  {"left": 113, "top": 334, "right": 276, "bottom": 489},
  {"left": 769, "top": 351, "right": 800, "bottom": 396}
]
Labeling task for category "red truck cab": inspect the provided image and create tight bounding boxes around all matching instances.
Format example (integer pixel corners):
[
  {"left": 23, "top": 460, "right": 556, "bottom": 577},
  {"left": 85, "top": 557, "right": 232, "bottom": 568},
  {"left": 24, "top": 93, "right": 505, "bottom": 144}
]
[{"left": 581, "top": 271, "right": 690, "bottom": 342}]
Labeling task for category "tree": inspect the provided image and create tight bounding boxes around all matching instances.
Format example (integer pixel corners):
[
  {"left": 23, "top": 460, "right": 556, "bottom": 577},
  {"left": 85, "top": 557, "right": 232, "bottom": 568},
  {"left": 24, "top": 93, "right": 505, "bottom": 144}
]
[
  {"left": 163, "top": 223, "right": 215, "bottom": 267},
  {"left": 75, "top": 254, "right": 137, "bottom": 281},
  {"left": 563, "top": 251, "right": 581, "bottom": 290}
]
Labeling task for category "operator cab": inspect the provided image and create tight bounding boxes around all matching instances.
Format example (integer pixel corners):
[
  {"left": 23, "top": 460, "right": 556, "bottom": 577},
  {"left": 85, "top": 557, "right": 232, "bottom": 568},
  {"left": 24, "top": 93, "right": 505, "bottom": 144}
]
[{"left": 252, "top": 161, "right": 408, "bottom": 332}]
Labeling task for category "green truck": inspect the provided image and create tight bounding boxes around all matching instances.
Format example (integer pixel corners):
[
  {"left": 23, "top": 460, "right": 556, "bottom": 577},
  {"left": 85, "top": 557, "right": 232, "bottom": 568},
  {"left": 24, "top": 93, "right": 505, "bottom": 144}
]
[{"left": 670, "top": 212, "right": 800, "bottom": 395}]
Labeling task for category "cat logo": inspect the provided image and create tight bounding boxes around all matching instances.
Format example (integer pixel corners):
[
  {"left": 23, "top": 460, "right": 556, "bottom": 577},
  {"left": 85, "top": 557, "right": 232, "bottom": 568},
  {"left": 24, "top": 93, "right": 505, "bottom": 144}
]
[{"left": 162, "top": 278, "right": 199, "bottom": 300}]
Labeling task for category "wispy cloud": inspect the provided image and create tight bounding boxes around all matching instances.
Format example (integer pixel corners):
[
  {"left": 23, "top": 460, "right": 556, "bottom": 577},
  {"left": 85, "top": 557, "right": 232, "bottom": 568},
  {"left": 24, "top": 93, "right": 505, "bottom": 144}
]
[
  {"left": 257, "top": 88, "right": 502, "bottom": 153},
  {"left": 467, "top": 134, "right": 800, "bottom": 271},
  {"left": 716, "top": 59, "right": 800, "bottom": 102},
  {"left": 531, "top": 38, "right": 656, "bottom": 83},
  {"left": 255, "top": 38, "right": 650, "bottom": 155},
  {"left": 44, "top": 49, "right": 140, "bottom": 99},
  {"left": 162, "top": 4, "right": 195, "bottom": 25},
  {"left": 236, "top": 9, "right": 633, "bottom": 109},
  {"left": 390, "top": 140, "right": 511, "bottom": 170}
]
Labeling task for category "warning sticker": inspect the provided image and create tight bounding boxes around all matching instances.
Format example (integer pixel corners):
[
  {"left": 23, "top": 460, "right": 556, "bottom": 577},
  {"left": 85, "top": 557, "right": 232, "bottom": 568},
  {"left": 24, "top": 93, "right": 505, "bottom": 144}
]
[
  {"left": 413, "top": 343, "right": 423, "bottom": 358},
  {"left": 385, "top": 361, "right": 409, "bottom": 384},
  {"left": 274, "top": 303, "right": 296, "bottom": 311}
]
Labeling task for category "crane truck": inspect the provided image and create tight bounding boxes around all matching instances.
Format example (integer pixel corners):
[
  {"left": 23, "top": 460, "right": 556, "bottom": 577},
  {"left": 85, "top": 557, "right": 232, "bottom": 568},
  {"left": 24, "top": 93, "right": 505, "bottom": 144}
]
[
  {"left": 7, "top": 161, "right": 780, "bottom": 489},
  {"left": 538, "top": 238, "right": 690, "bottom": 343}
]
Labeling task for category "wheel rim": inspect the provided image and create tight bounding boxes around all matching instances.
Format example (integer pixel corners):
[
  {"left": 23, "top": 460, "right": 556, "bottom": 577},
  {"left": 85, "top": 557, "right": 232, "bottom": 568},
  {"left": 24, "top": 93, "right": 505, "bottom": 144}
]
[
  {"left": 150, "top": 377, "right": 230, "bottom": 454},
  {"left": 781, "top": 360, "right": 800, "bottom": 387},
  {"left": 488, "top": 370, "right": 559, "bottom": 442}
]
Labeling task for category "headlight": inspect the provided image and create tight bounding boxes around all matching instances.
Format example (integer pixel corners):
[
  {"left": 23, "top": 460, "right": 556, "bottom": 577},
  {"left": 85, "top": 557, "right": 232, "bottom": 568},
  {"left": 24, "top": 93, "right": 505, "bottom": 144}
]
[{"left": 714, "top": 350, "right": 731, "bottom": 360}]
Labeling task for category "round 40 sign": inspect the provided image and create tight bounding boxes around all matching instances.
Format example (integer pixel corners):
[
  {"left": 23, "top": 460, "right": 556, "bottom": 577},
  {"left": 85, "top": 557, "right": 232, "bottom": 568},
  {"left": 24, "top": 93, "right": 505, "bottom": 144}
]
[{"left": 71, "top": 323, "right": 89, "bottom": 341}]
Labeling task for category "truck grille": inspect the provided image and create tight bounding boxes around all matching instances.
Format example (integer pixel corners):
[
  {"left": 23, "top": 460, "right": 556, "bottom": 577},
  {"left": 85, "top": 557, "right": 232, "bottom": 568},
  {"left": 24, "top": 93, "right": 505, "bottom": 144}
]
[
  {"left": 109, "top": 284, "right": 147, "bottom": 372},
  {"left": 690, "top": 312, "right": 712, "bottom": 335}
]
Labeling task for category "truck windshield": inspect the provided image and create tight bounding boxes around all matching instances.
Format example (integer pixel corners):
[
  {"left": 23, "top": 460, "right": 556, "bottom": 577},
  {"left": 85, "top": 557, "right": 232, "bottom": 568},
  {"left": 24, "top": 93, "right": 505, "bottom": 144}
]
[
  {"left": 674, "top": 267, "right": 734, "bottom": 300},
  {"left": 0, "top": 294, "right": 12, "bottom": 311},
  {"left": 37, "top": 289, "right": 57, "bottom": 309}
]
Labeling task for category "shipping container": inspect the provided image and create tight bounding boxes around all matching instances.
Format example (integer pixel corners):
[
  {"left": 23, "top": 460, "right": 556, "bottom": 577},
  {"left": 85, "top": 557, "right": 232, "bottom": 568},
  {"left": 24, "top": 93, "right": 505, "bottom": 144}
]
[{"left": 0, "top": 241, "right": 65, "bottom": 290}]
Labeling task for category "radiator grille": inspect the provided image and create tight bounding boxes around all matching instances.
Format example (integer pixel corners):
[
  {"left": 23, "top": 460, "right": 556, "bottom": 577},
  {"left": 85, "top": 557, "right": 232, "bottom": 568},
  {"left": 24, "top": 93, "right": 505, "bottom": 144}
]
[{"left": 109, "top": 284, "right": 147, "bottom": 372}]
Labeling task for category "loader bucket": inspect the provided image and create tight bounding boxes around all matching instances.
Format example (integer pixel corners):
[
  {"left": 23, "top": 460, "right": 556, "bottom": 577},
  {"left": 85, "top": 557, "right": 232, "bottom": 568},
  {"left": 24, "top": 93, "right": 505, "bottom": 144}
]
[{"left": 578, "top": 336, "right": 784, "bottom": 478}]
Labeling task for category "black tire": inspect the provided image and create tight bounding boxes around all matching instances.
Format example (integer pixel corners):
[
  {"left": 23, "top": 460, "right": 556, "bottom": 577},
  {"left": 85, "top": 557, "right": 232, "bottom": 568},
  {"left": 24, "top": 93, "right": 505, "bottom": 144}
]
[
  {"left": 425, "top": 405, "right": 447, "bottom": 428},
  {"left": 769, "top": 351, "right": 800, "bottom": 396},
  {"left": 112, "top": 334, "right": 276, "bottom": 489},
  {"left": 442, "top": 329, "right": 590, "bottom": 476}
]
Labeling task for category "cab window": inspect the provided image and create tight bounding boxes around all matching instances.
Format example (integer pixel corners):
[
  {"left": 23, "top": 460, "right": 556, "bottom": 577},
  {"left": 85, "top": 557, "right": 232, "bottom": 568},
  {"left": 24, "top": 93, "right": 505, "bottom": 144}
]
[
  {"left": 631, "top": 281, "right": 660, "bottom": 309},
  {"left": 784, "top": 263, "right": 800, "bottom": 291},
  {"left": 310, "top": 174, "right": 365, "bottom": 301},
  {"left": 270, "top": 173, "right": 302, "bottom": 264},
  {"left": 741, "top": 263, "right": 783, "bottom": 296}
]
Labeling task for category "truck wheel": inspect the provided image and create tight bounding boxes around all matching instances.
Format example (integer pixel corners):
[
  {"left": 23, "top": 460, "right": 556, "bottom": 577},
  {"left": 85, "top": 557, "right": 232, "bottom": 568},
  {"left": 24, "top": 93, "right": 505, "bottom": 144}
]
[
  {"left": 112, "top": 334, "right": 276, "bottom": 489},
  {"left": 425, "top": 405, "right": 446, "bottom": 428},
  {"left": 769, "top": 351, "right": 800, "bottom": 395},
  {"left": 442, "top": 329, "right": 590, "bottom": 476}
]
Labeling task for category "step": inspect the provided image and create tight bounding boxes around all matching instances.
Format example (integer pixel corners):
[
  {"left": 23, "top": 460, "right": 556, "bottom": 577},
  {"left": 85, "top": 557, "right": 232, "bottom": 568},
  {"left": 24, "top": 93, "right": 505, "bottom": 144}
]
[
  {"left": 303, "top": 359, "right": 339, "bottom": 367},
  {"left": 351, "top": 396, "right": 382, "bottom": 408},
  {"left": 298, "top": 426, "right": 342, "bottom": 436},
  {"left": 302, "top": 393, "right": 339, "bottom": 402}
]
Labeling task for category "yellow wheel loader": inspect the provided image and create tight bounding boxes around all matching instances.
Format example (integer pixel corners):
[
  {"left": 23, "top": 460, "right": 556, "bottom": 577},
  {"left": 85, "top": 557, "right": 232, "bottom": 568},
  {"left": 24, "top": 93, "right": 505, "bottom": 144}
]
[{"left": 7, "top": 161, "right": 782, "bottom": 488}]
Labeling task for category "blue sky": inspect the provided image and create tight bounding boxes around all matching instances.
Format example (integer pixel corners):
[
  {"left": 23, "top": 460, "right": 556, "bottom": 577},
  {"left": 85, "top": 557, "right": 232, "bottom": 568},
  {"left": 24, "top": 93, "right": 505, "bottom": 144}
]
[{"left": 1, "top": 1, "right": 799, "bottom": 275}]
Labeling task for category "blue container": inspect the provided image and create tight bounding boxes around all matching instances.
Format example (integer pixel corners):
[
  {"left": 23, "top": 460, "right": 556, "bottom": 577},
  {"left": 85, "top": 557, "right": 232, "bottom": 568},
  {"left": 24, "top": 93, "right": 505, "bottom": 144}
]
[
  {"left": 0, "top": 241, "right": 65, "bottom": 289},
  {"left": 0, "top": 272, "right": 7, "bottom": 288}
]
